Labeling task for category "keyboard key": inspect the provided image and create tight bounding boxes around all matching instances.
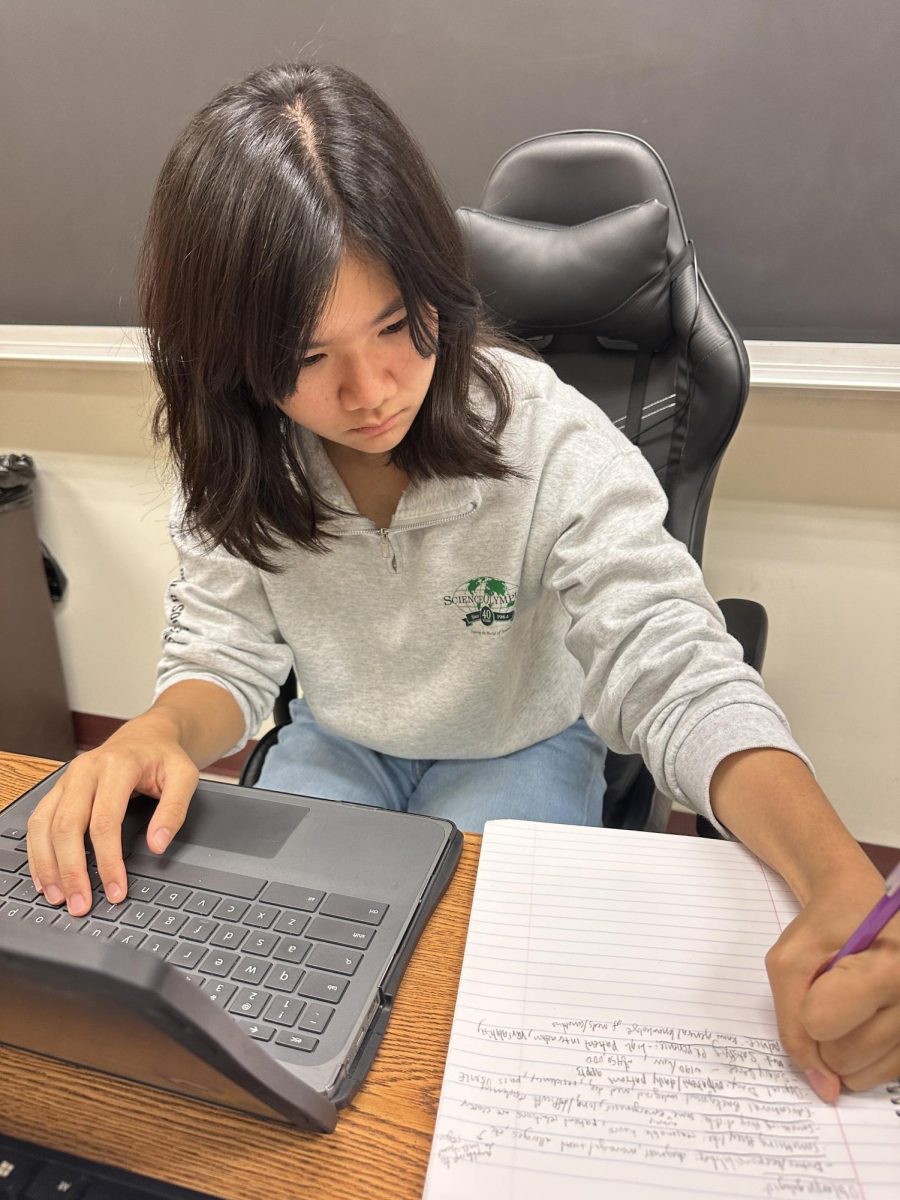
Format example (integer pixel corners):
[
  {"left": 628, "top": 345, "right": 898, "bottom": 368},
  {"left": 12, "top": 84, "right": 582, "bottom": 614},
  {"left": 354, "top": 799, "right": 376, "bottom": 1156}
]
[
  {"left": 260, "top": 881, "right": 324, "bottom": 912},
  {"left": 228, "top": 988, "right": 268, "bottom": 1019},
  {"left": 91, "top": 899, "right": 126, "bottom": 922},
  {"left": 200, "top": 949, "right": 239, "bottom": 977},
  {"left": 21, "top": 909, "right": 55, "bottom": 930},
  {"left": 275, "top": 1029, "right": 319, "bottom": 1053},
  {"left": 213, "top": 897, "right": 248, "bottom": 922},
  {"left": 170, "top": 942, "right": 206, "bottom": 970},
  {"left": 273, "top": 936, "right": 312, "bottom": 964},
  {"left": 181, "top": 917, "right": 218, "bottom": 943},
  {"left": 238, "top": 1018, "right": 274, "bottom": 1042},
  {"left": 306, "top": 943, "right": 363, "bottom": 975},
  {"left": 210, "top": 923, "right": 247, "bottom": 950},
  {"left": 231, "top": 956, "right": 271, "bottom": 985},
  {"left": 155, "top": 884, "right": 193, "bottom": 909},
  {"left": 0, "top": 871, "right": 18, "bottom": 895},
  {"left": 267, "top": 964, "right": 303, "bottom": 992},
  {"left": 126, "top": 876, "right": 162, "bottom": 902},
  {"left": 9, "top": 878, "right": 41, "bottom": 903},
  {"left": 183, "top": 889, "right": 219, "bottom": 915},
  {"left": 1, "top": 826, "right": 26, "bottom": 840},
  {"left": 266, "top": 996, "right": 305, "bottom": 1027},
  {"left": 243, "top": 903, "right": 280, "bottom": 929},
  {"left": 140, "top": 934, "right": 177, "bottom": 960},
  {"left": 297, "top": 971, "right": 348, "bottom": 1003},
  {"left": 244, "top": 930, "right": 278, "bottom": 956},
  {"left": 0, "top": 1144, "right": 41, "bottom": 1193},
  {"left": 151, "top": 911, "right": 189, "bottom": 935},
  {"left": 110, "top": 928, "right": 145, "bottom": 949},
  {"left": 320, "top": 893, "right": 388, "bottom": 926},
  {"left": 0, "top": 848, "right": 22, "bottom": 872},
  {"left": 297, "top": 1003, "right": 333, "bottom": 1034},
  {"left": 50, "top": 914, "right": 82, "bottom": 934},
  {"left": 120, "top": 903, "right": 160, "bottom": 929},
  {"left": 200, "top": 979, "right": 236, "bottom": 1007},
  {"left": 19, "top": 1162, "right": 83, "bottom": 1199},
  {"left": 81, "top": 920, "right": 112, "bottom": 940},
  {"left": 0, "top": 902, "right": 28, "bottom": 921},
  {"left": 273, "top": 910, "right": 309, "bottom": 936},
  {"left": 306, "top": 914, "right": 374, "bottom": 949}
]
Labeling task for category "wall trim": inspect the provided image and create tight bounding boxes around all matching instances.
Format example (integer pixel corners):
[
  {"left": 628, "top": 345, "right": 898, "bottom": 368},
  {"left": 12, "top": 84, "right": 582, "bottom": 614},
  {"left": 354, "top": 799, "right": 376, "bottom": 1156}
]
[{"left": 2, "top": 325, "right": 900, "bottom": 395}]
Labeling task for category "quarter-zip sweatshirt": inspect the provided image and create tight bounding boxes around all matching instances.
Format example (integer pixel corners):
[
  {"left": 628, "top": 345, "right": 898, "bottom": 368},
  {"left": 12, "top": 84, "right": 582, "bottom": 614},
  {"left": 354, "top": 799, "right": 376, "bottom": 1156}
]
[{"left": 156, "top": 348, "right": 810, "bottom": 831}]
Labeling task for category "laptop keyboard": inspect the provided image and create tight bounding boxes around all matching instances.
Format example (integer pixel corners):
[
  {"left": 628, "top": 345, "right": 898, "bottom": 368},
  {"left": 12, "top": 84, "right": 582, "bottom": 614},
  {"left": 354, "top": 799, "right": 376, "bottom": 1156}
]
[
  {"left": 0, "top": 1130, "right": 222, "bottom": 1199},
  {"left": 0, "top": 828, "right": 388, "bottom": 1059}
]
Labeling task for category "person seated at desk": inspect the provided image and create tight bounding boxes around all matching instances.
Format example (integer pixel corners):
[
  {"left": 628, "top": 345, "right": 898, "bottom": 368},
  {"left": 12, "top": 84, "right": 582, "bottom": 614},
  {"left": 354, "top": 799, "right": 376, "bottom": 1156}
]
[{"left": 24, "top": 61, "right": 900, "bottom": 1106}]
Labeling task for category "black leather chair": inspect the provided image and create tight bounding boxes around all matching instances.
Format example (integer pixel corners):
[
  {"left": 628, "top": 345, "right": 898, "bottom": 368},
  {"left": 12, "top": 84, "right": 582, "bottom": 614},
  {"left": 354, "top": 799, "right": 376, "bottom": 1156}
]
[{"left": 242, "top": 130, "right": 766, "bottom": 837}]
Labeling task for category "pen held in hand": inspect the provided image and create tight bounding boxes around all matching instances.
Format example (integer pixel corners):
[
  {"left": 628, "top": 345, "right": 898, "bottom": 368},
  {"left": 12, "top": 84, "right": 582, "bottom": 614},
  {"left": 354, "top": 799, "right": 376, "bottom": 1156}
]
[{"left": 815, "top": 860, "right": 900, "bottom": 979}]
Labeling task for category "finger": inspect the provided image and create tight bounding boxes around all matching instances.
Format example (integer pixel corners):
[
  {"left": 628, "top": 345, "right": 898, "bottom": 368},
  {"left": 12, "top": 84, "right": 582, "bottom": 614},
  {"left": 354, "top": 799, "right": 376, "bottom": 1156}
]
[
  {"left": 26, "top": 782, "right": 70, "bottom": 907},
  {"left": 146, "top": 758, "right": 199, "bottom": 854},
  {"left": 47, "top": 781, "right": 98, "bottom": 916},
  {"left": 802, "top": 941, "right": 900, "bottom": 1043},
  {"left": 818, "top": 1002, "right": 900, "bottom": 1079},
  {"left": 89, "top": 761, "right": 144, "bottom": 903},
  {"left": 766, "top": 942, "right": 842, "bottom": 1103},
  {"left": 840, "top": 1039, "right": 900, "bottom": 1094}
]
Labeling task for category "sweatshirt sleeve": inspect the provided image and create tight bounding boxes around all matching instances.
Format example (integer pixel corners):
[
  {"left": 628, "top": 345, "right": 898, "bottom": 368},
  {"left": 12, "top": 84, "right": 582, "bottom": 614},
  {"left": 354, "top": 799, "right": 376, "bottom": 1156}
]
[
  {"left": 154, "top": 508, "right": 294, "bottom": 752},
  {"left": 543, "top": 441, "right": 813, "bottom": 834}
]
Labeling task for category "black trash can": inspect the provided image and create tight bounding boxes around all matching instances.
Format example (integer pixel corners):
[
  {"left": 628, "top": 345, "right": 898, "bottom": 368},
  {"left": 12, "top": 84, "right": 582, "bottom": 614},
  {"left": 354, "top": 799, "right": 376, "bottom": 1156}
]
[{"left": 0, "top": 454, "right": 77, "bottom": 760}]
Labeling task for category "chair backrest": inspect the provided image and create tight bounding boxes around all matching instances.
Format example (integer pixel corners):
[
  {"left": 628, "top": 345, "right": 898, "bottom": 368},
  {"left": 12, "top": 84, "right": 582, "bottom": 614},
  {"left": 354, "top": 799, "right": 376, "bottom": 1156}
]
[{"left": 457, "top": 130, "right": 751, "bottom": 829}]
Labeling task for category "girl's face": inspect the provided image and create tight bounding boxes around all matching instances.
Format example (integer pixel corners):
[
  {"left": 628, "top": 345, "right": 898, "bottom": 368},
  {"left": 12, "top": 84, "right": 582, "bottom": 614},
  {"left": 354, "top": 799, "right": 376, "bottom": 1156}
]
[{"left": 279, "top": 252, "right": 437, "bottom": 465}]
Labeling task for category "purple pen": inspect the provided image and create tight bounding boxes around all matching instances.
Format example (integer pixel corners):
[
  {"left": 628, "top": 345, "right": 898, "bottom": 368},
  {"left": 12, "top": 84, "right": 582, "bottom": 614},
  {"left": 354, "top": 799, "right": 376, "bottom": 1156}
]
[{"left": 822, "top": 860, "right": 900, "bottom": 973}]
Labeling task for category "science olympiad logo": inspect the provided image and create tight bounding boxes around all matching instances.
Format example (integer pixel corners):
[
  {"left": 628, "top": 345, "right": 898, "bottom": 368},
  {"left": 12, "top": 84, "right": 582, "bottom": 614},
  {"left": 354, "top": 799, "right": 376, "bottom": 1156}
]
[{"left": 445, "top": 576, "right": 517, "bottom": 631}]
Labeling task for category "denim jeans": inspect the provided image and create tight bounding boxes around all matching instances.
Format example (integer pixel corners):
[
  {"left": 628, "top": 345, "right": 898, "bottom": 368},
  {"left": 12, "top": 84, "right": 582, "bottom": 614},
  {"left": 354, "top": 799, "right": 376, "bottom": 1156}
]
[{"left": 255, "top": 698, "right": 607, "bottom": 833}]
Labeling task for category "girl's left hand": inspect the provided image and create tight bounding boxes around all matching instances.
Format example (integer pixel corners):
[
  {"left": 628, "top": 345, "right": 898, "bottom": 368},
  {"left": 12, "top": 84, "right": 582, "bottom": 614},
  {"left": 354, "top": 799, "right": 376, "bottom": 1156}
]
[{"left": 765, "top": 864, "right": 900, "bottom": 1102}]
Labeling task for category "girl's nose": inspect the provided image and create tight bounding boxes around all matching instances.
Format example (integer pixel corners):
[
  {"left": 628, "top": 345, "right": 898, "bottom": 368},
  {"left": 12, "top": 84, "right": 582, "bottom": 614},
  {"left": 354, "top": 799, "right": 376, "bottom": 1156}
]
[{"left": 341, "top": 356, "right": 394, "bottom": 411}]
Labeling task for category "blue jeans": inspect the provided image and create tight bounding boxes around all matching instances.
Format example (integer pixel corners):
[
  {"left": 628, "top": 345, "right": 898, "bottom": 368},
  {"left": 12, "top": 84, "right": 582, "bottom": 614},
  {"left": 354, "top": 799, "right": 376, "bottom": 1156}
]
[{"left": 255, "top": 699, "right": 607, "bottom": 833}]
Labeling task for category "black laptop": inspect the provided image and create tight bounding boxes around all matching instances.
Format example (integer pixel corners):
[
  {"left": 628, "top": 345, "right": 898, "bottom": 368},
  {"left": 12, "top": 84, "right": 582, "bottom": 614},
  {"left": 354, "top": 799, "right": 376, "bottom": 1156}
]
[{"left": 0, "top": 768, "right": 462, "bottom": 1132}]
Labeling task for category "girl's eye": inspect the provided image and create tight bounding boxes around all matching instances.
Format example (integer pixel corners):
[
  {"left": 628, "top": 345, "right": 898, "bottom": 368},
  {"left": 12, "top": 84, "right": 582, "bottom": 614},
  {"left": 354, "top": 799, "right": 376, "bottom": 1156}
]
[
  {"left": 300, "top": 352, "right": 325, "bottom": 368},
  {"left": 381, "top": 316, "right": 408, "bottom": 336}
]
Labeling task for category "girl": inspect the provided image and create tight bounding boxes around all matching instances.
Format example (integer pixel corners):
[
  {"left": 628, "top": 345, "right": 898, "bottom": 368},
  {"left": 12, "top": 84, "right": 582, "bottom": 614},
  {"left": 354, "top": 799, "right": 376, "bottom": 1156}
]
[{"left": 26, "top": 62, "right": 900, "bottom": 1101}]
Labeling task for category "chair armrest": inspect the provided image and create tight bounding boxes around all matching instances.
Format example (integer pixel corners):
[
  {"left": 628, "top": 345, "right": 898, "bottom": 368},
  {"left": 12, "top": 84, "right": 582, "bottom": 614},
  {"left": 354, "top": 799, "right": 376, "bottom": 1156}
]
[{"left": 717, "top": 597, "right": 768, "bottom": 672}]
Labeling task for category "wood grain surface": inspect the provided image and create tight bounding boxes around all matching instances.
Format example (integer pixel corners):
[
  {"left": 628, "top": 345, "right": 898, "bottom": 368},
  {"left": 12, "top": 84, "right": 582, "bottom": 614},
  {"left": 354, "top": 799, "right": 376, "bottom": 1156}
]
[{"left": 0, "top": 753, "right": 480, "bottom": 1199}]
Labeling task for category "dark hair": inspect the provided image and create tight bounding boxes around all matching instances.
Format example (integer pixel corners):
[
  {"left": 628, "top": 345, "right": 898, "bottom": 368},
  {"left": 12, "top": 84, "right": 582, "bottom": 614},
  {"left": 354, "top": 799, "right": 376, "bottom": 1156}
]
[{"left": 139, "top": 61, "right": 525, "bottom": 570}]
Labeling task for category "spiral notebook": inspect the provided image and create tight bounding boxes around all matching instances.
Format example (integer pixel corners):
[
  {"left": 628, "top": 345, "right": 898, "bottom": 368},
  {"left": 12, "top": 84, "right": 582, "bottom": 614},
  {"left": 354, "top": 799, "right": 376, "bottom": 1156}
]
[{"left": 424, "top": 821, "right": 900, "bottom": 1200}]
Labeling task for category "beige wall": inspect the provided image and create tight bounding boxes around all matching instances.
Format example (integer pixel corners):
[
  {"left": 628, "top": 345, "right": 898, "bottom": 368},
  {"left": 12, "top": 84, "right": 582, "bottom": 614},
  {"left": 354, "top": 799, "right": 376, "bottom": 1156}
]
[{"left": 2, "top": 341, "right": 898, "bottom": 847}]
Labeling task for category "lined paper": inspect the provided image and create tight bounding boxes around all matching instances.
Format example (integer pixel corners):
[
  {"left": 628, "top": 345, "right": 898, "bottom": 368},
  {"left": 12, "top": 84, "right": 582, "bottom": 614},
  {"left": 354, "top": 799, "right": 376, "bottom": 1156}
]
[{"left": 424, "top": 821, "right": 900, "bottom": 1200}]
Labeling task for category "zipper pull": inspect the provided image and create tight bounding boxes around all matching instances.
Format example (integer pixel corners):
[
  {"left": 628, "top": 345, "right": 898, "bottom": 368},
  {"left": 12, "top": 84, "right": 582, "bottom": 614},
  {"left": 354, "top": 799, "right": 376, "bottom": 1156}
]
[{"left": 377, "top": 528, "right": 390, "bottom": 558}]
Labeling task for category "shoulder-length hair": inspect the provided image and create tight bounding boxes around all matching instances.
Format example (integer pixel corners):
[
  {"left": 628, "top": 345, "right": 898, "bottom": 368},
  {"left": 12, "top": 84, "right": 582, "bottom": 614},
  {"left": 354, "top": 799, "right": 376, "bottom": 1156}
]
[{"left": 139, "top": 61, "right": 525, "bottom": 570}]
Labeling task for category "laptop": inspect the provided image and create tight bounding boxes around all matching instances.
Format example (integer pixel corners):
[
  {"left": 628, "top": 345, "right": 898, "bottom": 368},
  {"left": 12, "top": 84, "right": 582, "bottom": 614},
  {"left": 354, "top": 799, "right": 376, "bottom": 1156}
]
[{"left": 0, "top": 768, "right": 462, "bottom": 1132}]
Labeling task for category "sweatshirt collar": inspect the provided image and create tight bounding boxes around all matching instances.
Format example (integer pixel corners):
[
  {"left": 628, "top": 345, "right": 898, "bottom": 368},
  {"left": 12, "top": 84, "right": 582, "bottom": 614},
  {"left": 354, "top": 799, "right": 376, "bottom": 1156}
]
[{"left": 292, "top": 426, "right": 481, "bottom": 531}]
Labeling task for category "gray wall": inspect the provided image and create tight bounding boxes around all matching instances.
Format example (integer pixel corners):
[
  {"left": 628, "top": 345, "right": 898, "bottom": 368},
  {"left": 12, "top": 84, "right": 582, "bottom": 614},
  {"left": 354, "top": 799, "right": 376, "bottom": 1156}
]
[{"left": 2, "top": 0, "right": 898, "bottom": 341}]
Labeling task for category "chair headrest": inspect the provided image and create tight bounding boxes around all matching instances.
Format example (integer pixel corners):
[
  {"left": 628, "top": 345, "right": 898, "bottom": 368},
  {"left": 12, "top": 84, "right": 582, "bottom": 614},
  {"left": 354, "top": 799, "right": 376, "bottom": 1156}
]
[{"left": 457, "top": 198, "right": 672, "bottom": 348}]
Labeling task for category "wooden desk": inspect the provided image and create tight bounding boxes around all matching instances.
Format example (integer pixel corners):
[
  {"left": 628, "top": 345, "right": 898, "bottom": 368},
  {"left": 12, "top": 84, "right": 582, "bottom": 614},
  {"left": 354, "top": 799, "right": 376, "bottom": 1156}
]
[{"left": 0, "top": 752, "right": 480, "bottom": 1200}]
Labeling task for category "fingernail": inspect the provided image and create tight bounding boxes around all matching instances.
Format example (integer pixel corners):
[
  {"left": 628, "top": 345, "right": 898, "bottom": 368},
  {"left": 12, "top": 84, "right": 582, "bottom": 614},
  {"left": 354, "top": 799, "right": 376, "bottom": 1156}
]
[
  {"left": 150, "top": 827, "right": 171, "bottom": 853},
  {"left": 32, "top": 875, "right": 43, "bottom": 893},
  {"left": 107, "top": 881, "right": 124, "bottom": 903},
  {"left": 45, "top": 884, "right": 64, "bottom": 906},
  {"left": 68, "top": 892, "right": 88, "bottom": 916},
  {"left": 805, "top": 1069, "right": 838, "bottom": 1104}
]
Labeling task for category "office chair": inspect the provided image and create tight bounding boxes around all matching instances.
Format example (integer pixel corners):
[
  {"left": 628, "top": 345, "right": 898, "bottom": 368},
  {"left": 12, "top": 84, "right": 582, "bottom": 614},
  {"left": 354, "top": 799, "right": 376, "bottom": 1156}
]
[{"left": 242, "top": 131, "right": 766, "bottom": 837}]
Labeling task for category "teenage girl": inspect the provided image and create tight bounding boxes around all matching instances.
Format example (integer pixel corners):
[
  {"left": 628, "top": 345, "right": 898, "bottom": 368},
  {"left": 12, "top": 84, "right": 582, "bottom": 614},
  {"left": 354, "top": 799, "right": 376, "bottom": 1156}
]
[{"left": 26, "top": 62, "right": 900, "bottom": 1100}]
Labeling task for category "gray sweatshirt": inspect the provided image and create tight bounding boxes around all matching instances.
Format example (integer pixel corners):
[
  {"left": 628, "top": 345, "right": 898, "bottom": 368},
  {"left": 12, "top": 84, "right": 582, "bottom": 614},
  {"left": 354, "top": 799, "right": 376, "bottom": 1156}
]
[{"left": 156, "top": 348, "right": 810, "bottom": 831}]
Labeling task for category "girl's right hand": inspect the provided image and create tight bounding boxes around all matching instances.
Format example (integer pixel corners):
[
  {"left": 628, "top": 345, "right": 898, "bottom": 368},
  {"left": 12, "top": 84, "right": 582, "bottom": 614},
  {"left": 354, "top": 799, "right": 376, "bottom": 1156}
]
[{"left": 26, "top": 717, "right": 199, "bottom": 917}]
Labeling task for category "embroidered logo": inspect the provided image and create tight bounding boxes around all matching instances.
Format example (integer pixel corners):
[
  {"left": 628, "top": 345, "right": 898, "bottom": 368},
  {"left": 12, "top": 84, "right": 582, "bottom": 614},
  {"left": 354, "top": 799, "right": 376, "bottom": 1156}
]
[{"left": 444, "top": 576, "right": 517, "bottom": 633}]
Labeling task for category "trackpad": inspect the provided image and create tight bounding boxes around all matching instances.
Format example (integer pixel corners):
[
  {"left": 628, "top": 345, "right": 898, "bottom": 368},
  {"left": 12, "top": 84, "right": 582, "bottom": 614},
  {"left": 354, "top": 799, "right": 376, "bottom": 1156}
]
[{"left": 172, "top": 792, "right": 308, "bottom": 859}]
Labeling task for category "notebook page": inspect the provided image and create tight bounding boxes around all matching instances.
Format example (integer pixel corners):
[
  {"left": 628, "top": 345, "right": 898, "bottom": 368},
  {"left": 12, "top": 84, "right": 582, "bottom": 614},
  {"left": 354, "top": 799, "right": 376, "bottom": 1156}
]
[{"left": 423, "top": 821, "right": 900, "bottom": 1200}]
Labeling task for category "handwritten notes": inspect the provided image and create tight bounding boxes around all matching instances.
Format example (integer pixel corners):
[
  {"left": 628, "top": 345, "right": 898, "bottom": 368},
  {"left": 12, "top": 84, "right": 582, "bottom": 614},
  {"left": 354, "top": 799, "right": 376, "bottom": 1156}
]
[{"left": 423, "top": 821, "right": 900, "bottom": 1200}]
